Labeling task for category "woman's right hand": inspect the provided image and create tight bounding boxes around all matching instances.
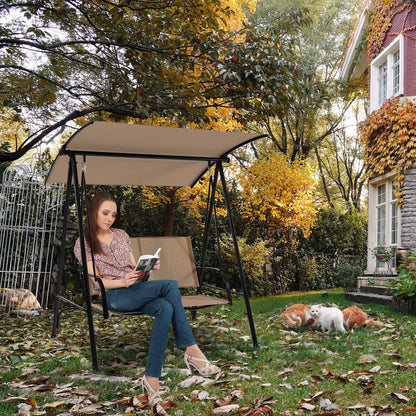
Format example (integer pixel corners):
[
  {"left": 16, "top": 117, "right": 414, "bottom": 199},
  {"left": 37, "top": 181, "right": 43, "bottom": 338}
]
[{"left": 122, "top": 272, "right": 142, "bottom": 287}]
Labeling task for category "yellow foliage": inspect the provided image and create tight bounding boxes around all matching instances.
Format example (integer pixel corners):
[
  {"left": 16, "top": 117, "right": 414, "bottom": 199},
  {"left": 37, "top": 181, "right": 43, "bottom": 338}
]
[
  {"left": 235, "top": 153, "right": 318, "bottom": 237},
  {"left": 141, "top": 174, "right": 226, "bottom": 227},
  {"left": 0, "top": 108, "right": 28, "bottom": 151},
  {"left": 220, "top": 234, "right": 273, "bottom": 288},
  {"left": 219, "top": 0, "right": 258, "bottom": 31},
  {"left": 367, "top": 0, "right": 413, "bottom": 61}
]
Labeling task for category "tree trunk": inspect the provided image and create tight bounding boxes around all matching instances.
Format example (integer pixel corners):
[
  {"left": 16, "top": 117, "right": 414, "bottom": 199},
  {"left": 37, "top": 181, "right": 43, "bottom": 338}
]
[{"left": 163, "top": 187, "right": 179, "bottom": 236}]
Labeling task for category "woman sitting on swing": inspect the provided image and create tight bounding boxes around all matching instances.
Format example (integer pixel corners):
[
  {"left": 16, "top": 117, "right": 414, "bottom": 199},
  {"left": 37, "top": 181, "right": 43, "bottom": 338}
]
[{"left": 74, "top": 192, "right": 220, "bottom": 407}]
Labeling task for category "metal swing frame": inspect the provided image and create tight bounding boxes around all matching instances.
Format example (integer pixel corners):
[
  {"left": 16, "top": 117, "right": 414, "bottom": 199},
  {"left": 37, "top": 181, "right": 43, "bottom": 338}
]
[{"left": 48, "top": 122, "right": 264, "bottom": 372}]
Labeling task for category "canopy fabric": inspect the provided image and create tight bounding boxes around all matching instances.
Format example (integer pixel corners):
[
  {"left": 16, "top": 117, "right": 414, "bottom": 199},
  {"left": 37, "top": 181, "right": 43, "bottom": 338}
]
[{"left": 47, "top": 121, "right": 266, "bottom": 186}]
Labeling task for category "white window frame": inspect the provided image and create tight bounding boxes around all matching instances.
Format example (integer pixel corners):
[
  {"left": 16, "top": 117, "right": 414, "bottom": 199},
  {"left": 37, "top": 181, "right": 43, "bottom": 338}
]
[
  {"left": 370, "top": 34, "right": 404, "bottom": 112},
  {"left": 376, "top": 183, "right": 386, "bottom": 246},
  {"left": 390, "top": 184, "right": 398, "bottom": 248},
  {"left": 367, "top": 174, "right": 401, "bottom": 273}
]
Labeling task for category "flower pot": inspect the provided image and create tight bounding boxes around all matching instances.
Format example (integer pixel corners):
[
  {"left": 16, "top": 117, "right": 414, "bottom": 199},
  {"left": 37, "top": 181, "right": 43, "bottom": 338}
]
[
  {"left": 391, "top": 297, "right": 416, "bottom": 315},
  {"left": 376, "top": 253, "right": 390, "bottom": 262},
  {"left": 396, "top": 247, "right": 411, "bottom": 266}
]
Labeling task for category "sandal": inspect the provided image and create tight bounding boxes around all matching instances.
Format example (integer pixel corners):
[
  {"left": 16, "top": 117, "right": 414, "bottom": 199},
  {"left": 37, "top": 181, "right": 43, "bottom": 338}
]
[
  {"left": 141, "top": 375, "right": 163, "bottom": 405},
  {"left": 184, "top": 351, "right": 220, "bottom": 377}
]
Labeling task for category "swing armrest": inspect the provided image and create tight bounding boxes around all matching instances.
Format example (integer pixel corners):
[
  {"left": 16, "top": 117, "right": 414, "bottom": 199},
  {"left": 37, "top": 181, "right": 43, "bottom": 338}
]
[
  {"left": 88, "top": 274, "right": 109, "bottom": 319},
  {"left": 195, "top": 266, "right": 232, "bottom": 304}
]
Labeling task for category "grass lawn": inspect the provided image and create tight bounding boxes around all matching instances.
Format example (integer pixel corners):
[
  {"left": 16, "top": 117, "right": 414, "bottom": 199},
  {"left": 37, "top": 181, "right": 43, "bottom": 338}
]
[{"left": 1, "top": 289, "right": 416, "bottom": 415}]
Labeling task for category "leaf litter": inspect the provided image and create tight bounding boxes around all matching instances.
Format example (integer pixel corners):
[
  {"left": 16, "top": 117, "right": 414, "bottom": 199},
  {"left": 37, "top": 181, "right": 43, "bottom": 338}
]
[{"left": 1, "top": 302, "right": 416, "bottom": 415}]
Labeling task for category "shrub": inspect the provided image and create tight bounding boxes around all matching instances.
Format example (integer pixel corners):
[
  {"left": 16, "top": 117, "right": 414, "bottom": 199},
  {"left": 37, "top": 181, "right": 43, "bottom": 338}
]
[
  {"left": 387, "top": 250, "right": 416, "bottom": 299},
  {"left": 335, "top": 261, "right": 362, "bottom": 292},
  {"left": 219, "top": 234, "right": 273, "bottom": 296}
]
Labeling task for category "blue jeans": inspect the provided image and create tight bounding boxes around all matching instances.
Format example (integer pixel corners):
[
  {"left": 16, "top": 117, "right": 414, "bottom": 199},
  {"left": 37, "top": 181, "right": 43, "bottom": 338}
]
[{"left": 106, "top": 279, "right": 196, "bottom": 377}]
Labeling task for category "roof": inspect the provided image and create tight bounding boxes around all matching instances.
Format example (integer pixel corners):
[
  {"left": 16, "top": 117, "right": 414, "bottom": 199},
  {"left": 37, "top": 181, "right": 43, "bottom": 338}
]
[
  {"left": 339, "top": 0, "right": 373, "bottom": 82},
  {"left": 46, "top": 121, "right": 267, "bottom": 186}
]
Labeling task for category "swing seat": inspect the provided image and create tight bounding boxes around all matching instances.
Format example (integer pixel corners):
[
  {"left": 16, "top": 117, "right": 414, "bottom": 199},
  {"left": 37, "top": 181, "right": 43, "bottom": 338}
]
[{"left": 88, "top": 236, "right": 232, "bottom": 318}]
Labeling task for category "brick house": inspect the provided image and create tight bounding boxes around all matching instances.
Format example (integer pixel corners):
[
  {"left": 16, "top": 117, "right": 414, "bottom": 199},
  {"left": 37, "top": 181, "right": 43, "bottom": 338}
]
[{"left": 340, "top": 0, "right": 416, "bottom": 275}]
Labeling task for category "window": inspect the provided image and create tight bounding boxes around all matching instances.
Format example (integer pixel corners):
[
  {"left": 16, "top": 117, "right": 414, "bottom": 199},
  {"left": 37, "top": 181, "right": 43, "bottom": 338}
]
[
  {"left": 378, "top": 61, "right": 387, "bottom": 107},
  {"left": 392, "top": 50, "right": 400, "bottom": 95},
  {"left": 370, "top": 35, "right": 404, "bottom": 112},
  {"left": 376, "top": 184, "right": 386, "bottom": 246},
  {"left": 374, "top": 180, "right": 399, "bottom": 268},
  {"left": 391, "top": 184, "right": 398, "bottom": 246},
  {"left": 376, "top": 182, "right": 398, "bottom": 247}
]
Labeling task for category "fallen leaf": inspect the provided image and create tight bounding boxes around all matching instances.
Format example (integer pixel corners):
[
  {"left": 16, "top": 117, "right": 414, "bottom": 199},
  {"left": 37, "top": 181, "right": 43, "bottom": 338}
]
[
  {"left": 310, "top": 375, "right": 323, "bottom": 382},
  {"left": 356, "top": 354, "right": 377, "bottom": 364},
  {"left": 346, "top": 404, "right": 365, "bottom": 410},
  {"left": 190, "top": 389, "right": 210, "bottom": 401},
  {"left": 278, "top": 368, "right": 294, "bottom": 376},
  {"left": 298, "top": 402, "right": 315, "bottom": 411},
  {"left": 17, "top": 403, "right": 32, "bottom": 414},
  {"left": 311, "top": 391, "right": 323, "bottom": 400},
  {"left": 362, "top": 381, "right": 375, "bottom": 394},
  {"left": 212, "top": 404, "right": 240, "bottom": 414},
  {"left": 319, "top": 397, "right": 339, "bottom": 411},
  {"left": 214, "top": 396, "right": 234, "bottom": 408},
  {"left": 177, "top": 375, "right": 206, "bottom": 388},
  {"left": 384, "top": 352, "right": 402, "bottom": 360},
  {"left": 42, "top": 400, "right": 65, "bottom": 409},
  {"left": 24, "top": 375, "right": 50, "bottom": 385},
  {"left": 390, "top": 392, "right": 410, "bottom": 402}
]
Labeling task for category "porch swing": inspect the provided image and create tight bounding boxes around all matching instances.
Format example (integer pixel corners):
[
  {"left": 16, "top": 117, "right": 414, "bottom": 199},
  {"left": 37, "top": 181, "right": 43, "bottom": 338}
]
[{"left": 47, "top": 121, "right": 266, "bottom": 371}]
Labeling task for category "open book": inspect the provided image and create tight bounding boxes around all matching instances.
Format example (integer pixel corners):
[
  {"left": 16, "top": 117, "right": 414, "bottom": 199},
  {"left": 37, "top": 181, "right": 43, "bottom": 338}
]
[{"left": 134, "top": 248, "right": 161, "bottom": 281}]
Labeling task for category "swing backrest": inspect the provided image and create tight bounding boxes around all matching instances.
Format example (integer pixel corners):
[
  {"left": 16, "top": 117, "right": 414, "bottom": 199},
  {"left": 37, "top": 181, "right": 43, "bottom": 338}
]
[{"left": 130, "top": 236, "right": 200, "bottom": 289}]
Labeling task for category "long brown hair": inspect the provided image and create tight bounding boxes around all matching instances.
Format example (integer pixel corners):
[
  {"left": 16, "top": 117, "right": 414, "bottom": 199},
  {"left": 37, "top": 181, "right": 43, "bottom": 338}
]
[{"left": 84, "top": 192, "right": 120, "bottom": 255}]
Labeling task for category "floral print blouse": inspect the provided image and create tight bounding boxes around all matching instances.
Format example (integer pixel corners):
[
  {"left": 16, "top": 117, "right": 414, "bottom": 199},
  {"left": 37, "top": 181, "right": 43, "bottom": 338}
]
[{"left": 74, "top": 228, "right": 133, "bottom": 280}]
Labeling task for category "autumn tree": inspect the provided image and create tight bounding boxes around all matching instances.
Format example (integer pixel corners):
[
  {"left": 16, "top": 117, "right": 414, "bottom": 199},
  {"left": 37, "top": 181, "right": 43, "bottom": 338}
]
[
  {"left": 0, "top": 107, "right": 28, "bottom": 180},
  {"left": 232, "top": 152, "right": 317, "bottom": 293},
  {"left": 140, "top": 176, "right": 227, "bottom": 236},
  {"left": 240, "top": 0, "right": 363, "bottom": 163},
  {"left": 314, "top": 98, "right": 367, "bottom": 211},
  {"left": 0, "top": 0, "right": 312, "bottom": 162}
]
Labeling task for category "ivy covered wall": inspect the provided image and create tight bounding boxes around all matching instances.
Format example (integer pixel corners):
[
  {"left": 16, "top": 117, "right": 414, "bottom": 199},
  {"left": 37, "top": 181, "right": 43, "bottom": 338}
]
[{"left": 360, "top": 1, "right": 416, "bottom": 198}]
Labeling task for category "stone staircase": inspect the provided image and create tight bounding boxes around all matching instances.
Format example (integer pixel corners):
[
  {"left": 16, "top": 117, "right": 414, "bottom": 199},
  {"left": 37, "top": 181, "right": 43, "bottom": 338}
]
[{"left": 344, "top": 275, "right": 394, "bottom": 305}]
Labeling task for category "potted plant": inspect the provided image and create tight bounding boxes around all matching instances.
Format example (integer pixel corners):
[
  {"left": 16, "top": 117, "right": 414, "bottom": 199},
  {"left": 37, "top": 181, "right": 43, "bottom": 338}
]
[
  {"left": 372, "top": 246, "right": 393, "bottom": 262},
  {"left": 387, "top": 249, "right": 416, "bottom": 314}
]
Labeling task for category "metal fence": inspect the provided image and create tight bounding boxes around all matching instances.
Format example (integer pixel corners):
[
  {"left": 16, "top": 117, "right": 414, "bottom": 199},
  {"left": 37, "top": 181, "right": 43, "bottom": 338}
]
[{"left": 0, "top": 164, "right": 64, "bottom": 315}]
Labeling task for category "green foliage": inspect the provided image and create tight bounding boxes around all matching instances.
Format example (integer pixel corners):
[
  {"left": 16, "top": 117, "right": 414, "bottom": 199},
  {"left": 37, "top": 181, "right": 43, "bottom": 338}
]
[
  {"left": 297, "top": 207, "right": 367, "bottom": 291},
  {"left": 0, "top": 0, "right": 316, "bottom": 162},
  {"left": 219, "top": 234, "right": 273, "bottom": 296},
  {"left": 298, "top": 256, "right": 318, "bottom": 291},
  {"left": 304, "top": 207, "right": 367, "bottom": 257},
  {"left": 247, "top": 0, "right": 363, "bottom": 162},
  {"left": 335, "top": 260, "right": 362, "bottom": 292},
  {"left": 387, "top": 250, "right": 416, "bottom": 299},
  {"left": 387, "top": 275, "right": 416, "bottom": 299}
]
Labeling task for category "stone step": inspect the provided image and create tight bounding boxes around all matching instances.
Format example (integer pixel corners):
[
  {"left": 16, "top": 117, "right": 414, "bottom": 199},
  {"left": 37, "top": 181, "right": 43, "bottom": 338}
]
[
  {"left": 357, "top": 275, "right": 396, "bottom": 287},
  {"left": 359, "top": 285, "right": 391, "bottom": 296},
  {"left": 344, "top": 291, "right": 392, "bottom": 305}
]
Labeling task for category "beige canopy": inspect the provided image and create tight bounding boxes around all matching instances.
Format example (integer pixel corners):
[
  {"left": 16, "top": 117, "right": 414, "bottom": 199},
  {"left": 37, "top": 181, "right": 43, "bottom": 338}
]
[{"left": 47, "top": 121, "right": 266, "bottom": 186}]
